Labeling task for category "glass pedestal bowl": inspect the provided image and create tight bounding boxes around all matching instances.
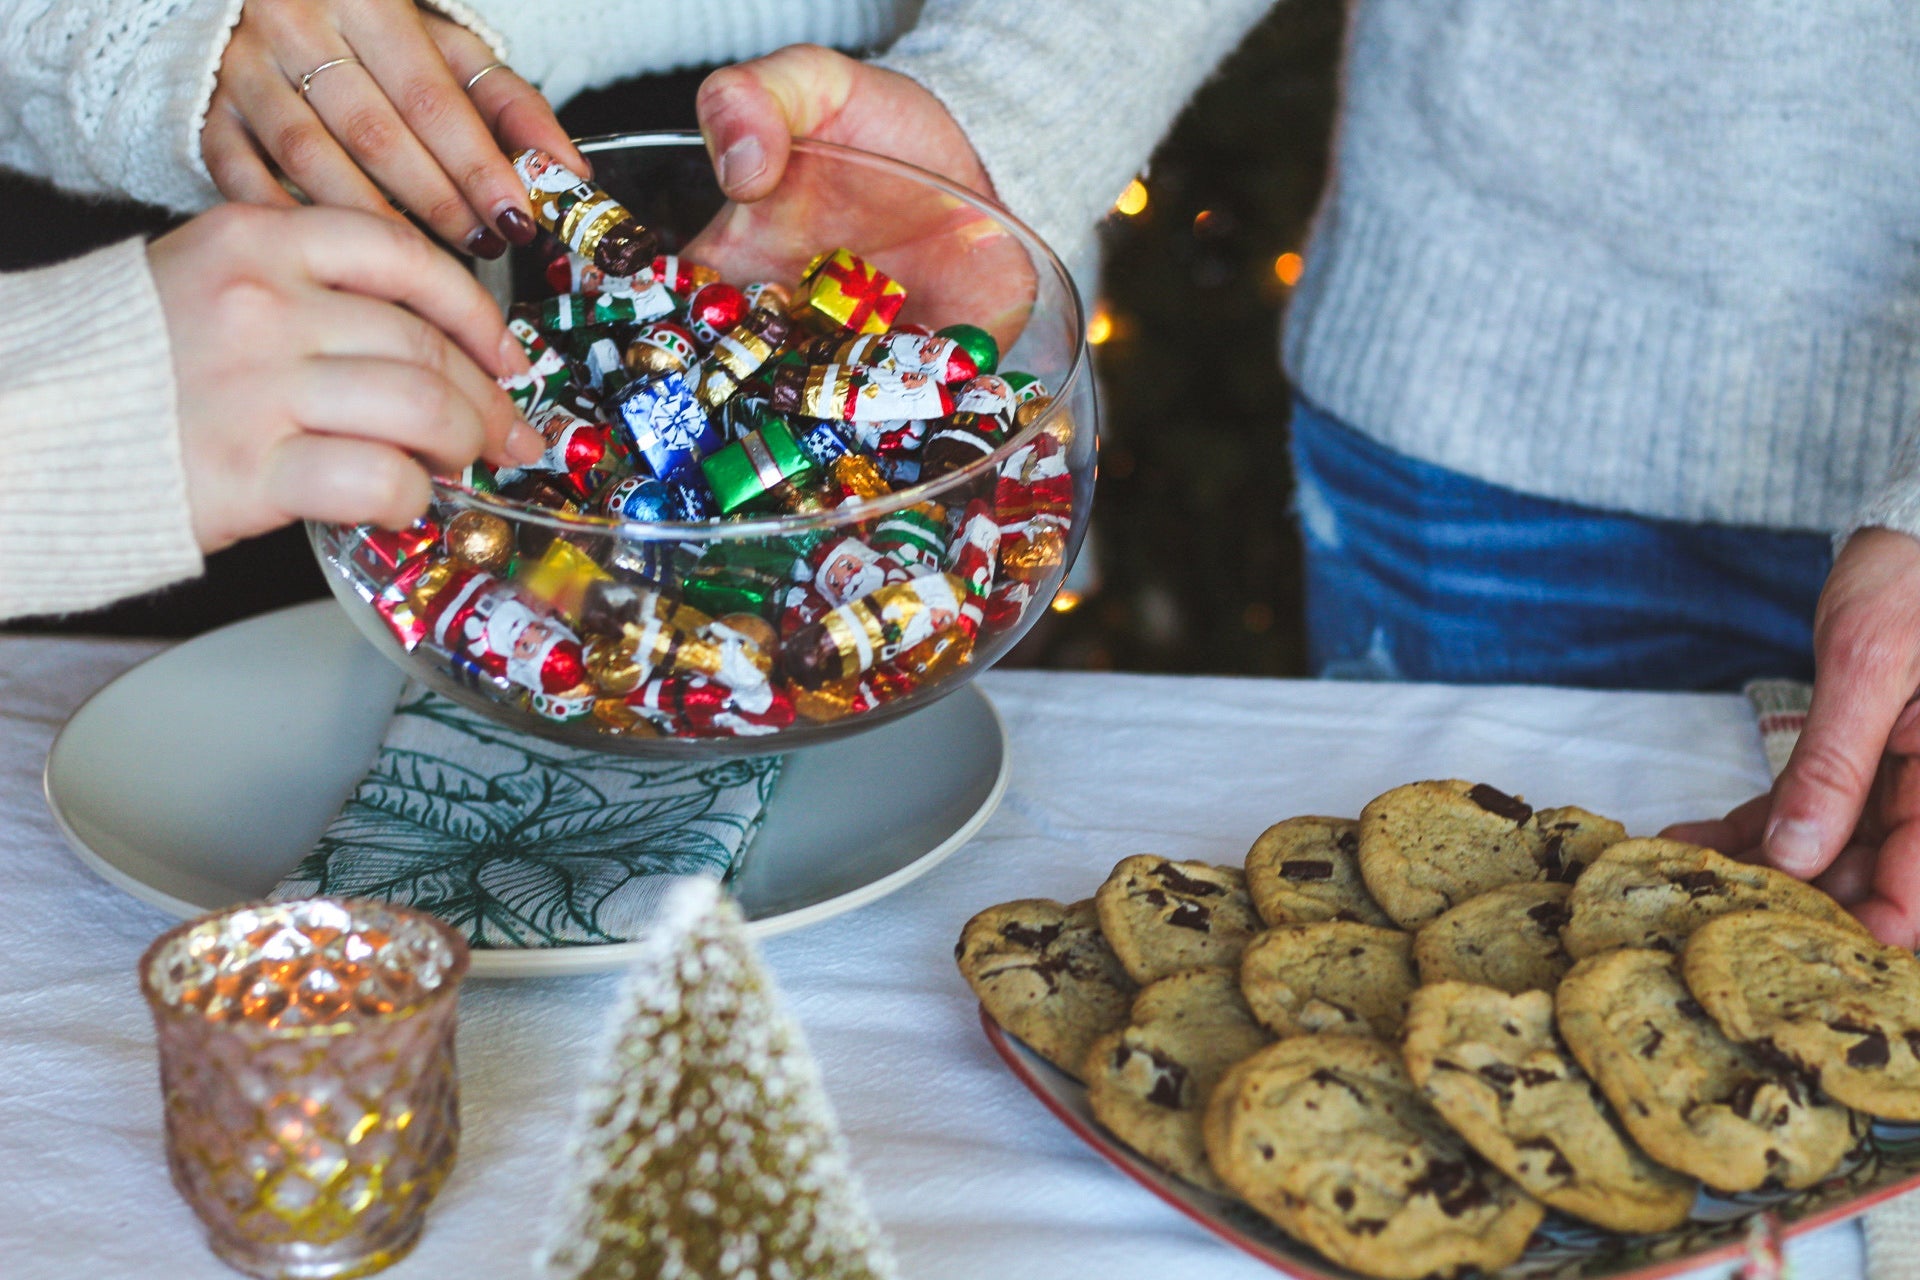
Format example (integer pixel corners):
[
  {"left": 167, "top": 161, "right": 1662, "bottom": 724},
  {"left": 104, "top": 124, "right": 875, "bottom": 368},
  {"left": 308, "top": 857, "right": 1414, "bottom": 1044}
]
[{"left": 310, "top": 131, "right": 1095, "bottom": 757}]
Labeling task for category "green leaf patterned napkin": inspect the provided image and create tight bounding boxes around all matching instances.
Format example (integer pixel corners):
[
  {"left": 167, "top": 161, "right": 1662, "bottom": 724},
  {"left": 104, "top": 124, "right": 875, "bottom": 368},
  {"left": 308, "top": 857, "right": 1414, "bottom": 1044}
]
[{"left": 270, "top": 683, "right": 783, "bottom": 948}]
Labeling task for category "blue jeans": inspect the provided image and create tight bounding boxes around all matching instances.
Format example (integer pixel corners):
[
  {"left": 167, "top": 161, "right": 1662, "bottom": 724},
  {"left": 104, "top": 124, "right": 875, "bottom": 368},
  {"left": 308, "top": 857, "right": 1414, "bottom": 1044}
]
[{"left": 1289, "top": 398, "right": 1833, "bottom": 691}]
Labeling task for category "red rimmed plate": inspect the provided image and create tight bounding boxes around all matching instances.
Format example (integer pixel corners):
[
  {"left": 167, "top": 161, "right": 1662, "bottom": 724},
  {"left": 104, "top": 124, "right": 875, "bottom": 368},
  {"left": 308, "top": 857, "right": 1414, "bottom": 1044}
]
[{"left": 981, "top": 1008, "right": 1920, "bottom": 1279}]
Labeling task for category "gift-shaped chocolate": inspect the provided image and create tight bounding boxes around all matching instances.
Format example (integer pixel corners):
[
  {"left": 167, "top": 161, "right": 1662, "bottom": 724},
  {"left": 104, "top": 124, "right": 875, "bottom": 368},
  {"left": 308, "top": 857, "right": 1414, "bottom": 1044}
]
[
  {"left": 700, "top": 419, "right": 821, "bottom": 515},
  {"left": 799, "top": 249, "right": 906, "bottom": 334}
]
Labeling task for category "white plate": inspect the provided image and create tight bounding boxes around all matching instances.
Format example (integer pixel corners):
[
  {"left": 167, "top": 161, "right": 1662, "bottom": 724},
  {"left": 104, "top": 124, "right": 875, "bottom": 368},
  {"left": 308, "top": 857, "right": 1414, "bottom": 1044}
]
[{"left": 43, "top": 600, "right": 1008, "bottom": 977}]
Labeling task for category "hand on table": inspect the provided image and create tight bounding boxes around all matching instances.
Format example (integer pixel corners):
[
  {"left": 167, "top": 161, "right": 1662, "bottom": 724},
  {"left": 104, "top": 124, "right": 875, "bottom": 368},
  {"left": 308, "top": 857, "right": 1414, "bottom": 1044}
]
[
  {"left": 203, "top": 0, "right": 589, "bottom": 255},
  {"left": 692, "top": 44, "right": 1036, "bottom": 343},
  {"left": 150, "top": 204, "right": 544, "bottom": 554},
  {"left": 1663, "top": 527, "right": 1920, "bottom": 947}
]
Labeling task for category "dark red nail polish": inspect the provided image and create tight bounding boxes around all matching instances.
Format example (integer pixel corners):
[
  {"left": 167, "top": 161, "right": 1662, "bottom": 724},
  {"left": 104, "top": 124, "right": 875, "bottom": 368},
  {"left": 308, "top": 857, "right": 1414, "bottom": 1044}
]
[
  {"left": 496, "top": 208, "right": 536, "bottom": 247},
  {"left": 466, "top": 227, "right": 507, "bottom": 258}
]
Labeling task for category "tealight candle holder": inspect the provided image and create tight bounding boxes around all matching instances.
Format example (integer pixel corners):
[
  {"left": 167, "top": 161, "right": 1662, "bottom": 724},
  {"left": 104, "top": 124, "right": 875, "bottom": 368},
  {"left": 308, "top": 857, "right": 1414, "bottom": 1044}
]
[{"left": 138, "top": 898, "right": 469, "bottom": 1279}]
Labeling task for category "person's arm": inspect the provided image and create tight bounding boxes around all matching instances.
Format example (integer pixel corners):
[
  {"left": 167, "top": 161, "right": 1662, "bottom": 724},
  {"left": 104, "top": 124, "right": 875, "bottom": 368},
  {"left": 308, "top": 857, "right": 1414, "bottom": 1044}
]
[
  {"left": 0, "top": 0, "right": 247, "bottom": 210},
  {"left": 867, "top": 0, "right": 1279, "bottom": 269},
  {"left": 0, "top": 239, "right": 201, "bottom": 618},
  {"left": 0, "top": 206, "right": 542, "bottom": 622}
]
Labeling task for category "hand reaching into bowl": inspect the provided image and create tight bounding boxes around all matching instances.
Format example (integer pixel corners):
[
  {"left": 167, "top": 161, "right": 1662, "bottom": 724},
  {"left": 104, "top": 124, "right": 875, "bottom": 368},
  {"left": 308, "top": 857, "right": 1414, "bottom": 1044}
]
[
  {"left": 151, "top": 204, "right": 543, "bottom": 555},
  {"left": 691, "top": 44, "right": 1037, "bottom": 348},
  {"left": 202, "top": 0, "right": 589, "bottom": 256}
]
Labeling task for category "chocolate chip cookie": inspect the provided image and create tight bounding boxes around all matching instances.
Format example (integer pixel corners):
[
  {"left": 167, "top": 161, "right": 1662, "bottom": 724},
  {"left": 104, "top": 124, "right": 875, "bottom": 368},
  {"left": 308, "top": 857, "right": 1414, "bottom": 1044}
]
[
  {"left": 1239, "top": 921, "right": 1419, "bottom": 1040},
  {"left": 1244, "top": 815, "right": 1395, "bottom": 928},
  {"left": 957, "top": 898, "right": 1137, "bottom": 1080},
  {"left": 1358, "top": 781, "right": 1624, "bottom": 930},
  {"left": 1555, "top": 947, "right": 1858, "bottom": 1191},
  {"left": 1413, "top": 882, "right": 1575, "bottom": 995},
  {"left": 1403, "top": 982, "right": 1696, "bottom": 1233},
  {"left": 1093, "top": 856, "right": 1265, "bottom": 985},
  {"left": 1561, "top": 838, "right": 1869, "bottom": 960},
  {"left": 1205, "top": 1034, "right": 1545, "bottom": 1280},
  {"left": 1685, "top": 910, "right": 1920, "bottom": 1121},
  {"left": 1083, "top": 966, "right": 1274, "bottom": 1193}
]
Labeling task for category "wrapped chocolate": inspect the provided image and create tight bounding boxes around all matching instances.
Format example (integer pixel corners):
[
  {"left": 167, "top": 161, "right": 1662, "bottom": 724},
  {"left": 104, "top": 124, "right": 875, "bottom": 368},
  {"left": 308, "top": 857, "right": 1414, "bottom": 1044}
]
[
  {"left": 870, "top": 500, "right": 949, "bottom": 574},
  {"left": 625, "top": 320, "right": 701, "bottom": 379},
  {"left": 700, "top": 420, "right": 821, "bottom": 515},
  {"left": 499, "top": 318, "right": 571, "bottom": 415},
  {"left": 798, "top": 249, "right": 906, "bottom": 334},
  {"left": 782, "top": 572, "right": 975, "bottom": 688},
  {"left": 764, "top": 364, "right": 954, "bottom": 423},
  {"left": 611, "top": 371, "right": 723, "bottom": 481},
  {"left": 513, "top": 149, "right": 660, "bottom": 276},
  {"left": 936, "top": 323, "right": 999, "bottom": 377},
  {"left": 810, "top": 535, "right": 907, "bottom": 608},
  {"left": 696, "top": 308, "right": 793, "bottom": 410},
  {"left": 684, "top": 282, "right": 750, "bottom": 346},
  {"left": 798, "top": 333, "right": 977, "bottom": 386}
]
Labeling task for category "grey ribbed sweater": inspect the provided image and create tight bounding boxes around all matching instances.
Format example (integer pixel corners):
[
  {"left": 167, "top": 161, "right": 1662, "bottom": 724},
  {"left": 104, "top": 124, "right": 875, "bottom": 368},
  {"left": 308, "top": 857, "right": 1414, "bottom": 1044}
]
[{"left": 878, "top": 0, "right": 1920, "bottom": 540}]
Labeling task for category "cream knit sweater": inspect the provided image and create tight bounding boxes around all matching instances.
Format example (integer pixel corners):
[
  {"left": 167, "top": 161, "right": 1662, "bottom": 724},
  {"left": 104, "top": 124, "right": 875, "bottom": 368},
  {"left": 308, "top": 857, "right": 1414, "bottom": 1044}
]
[{"left": 0, "top": 0, "right": 916, "bottom": 620}]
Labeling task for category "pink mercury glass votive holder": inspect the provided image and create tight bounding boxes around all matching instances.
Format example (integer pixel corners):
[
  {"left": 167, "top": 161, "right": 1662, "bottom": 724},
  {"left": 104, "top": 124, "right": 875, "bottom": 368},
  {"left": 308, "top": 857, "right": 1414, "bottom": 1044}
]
[{"left": 138, "top": 898, "right": 470, "bottom": 1279}]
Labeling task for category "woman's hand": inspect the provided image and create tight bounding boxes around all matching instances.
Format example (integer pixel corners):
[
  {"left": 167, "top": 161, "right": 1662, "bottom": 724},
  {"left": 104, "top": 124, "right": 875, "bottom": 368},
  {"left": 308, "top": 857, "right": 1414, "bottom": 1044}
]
[
  {"left": 149, "top": 204, "right": 544, "bottom": 553},
  {"left": 203, "top": 0, "right": 589, "bottom": 255},
  {"left": 691, "top": 44, "right": 1035, "bottom": 342}
]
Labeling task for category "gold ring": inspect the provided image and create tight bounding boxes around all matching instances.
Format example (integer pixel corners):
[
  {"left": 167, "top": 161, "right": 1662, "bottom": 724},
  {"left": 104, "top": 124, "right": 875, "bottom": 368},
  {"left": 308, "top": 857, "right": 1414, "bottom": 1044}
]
[
  {"left": 464, "top": 62, "right": 510, "bottom": 92},
  {"left": 298, "top": 56, "right": 363, "bottom": 99}
]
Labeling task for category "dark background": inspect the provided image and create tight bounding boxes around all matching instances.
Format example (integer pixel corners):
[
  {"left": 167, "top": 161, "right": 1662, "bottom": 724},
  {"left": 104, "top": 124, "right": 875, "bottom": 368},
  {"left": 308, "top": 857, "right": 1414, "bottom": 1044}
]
[{"left": 2, "top": 0, "right": 1344, "bottom": 679}]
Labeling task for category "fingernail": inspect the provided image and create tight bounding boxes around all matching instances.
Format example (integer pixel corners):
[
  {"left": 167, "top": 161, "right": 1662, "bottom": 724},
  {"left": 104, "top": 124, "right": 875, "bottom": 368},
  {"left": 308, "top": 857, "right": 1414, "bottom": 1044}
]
[
  {"left": 465, "top": 227, "right": 507, "bottom": 259},
  {"left": 1766, "top": 817, "right": 1826, "bottom": 876},
  {"left": 716, "top": 135, "right": 765, "bottom": 194},
  {"left": 507, "top": 421, "right": 545, "bottom": 464},
  {"left": 497, "top": 329, "right": 532, "bottom": 377},
  {"left": 495, "top": 207, "right": 536, "bottom": 247}
]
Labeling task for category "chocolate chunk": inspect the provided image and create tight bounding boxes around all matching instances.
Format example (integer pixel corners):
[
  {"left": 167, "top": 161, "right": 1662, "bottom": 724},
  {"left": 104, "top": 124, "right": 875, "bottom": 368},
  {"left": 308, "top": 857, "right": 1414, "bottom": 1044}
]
[
  {"left": 1843, "top": 1026, "right": 1891, "bottom": 1069},
  {"left": 1164, "top": 900, "right": 1213, "bottom": 932},
  {"left": 1673, "top": 870, "right": 1720, "bottom": 897},
  {"left": 1726, "top": 1077, "right": 1766, "bottom": 1119},
  {"left": 1517, "top": 1066, "right": 1560, "bottom": 1087},
  {"left": 1337, "top": 830, "right": 1359, "bottom": 855},
  {"left": 1536, "top": 834, "right": 1574, "bottom": 882},
  {"left": 1114, "top": 1043, "right": 1192, "bottom": 1108},
  {"left": 1904, "top": 1030, "right": 1920, "bottom": 1061},
  {"left": 1150, "top": 863, "right": 1228, "bottom": 897},
  {"left": 1526, "top": 900, "right": 1572, "bottom": 932},
  {"left": 1516, "top": 1137, "right": 1574, "bottom": 1179},
  {"left": 1478, "top": 1063, "right": 1519, "bottom": 1088},
  {"left": 1640, "top": 1023, "right": 1666, "bottom": 1058},
  {"left": 999, "top": 921, "right": 1064, "bottom": 951},
  {"left": 1280, "top": 859, "right": 1334, "bottom": 882},
  {"left": 1409, "top": 1159, "right": 1493, "bottom": 1217},
  {"left": 1467, "top": 784, "right": 1533, "bottom": 825},
  {"left": 1334, "top": 1187, "right": 1356, "bottom": 1212},
  {"left": 1146, "top": 1062, "right": 1190, "bottom": 1108},
  {"left": 1309, "top": 1068, "right": 1369, "bottom": 1104},
  {"left": 1351, "top": 1218, "right": 1388, "bottom": 1237}
]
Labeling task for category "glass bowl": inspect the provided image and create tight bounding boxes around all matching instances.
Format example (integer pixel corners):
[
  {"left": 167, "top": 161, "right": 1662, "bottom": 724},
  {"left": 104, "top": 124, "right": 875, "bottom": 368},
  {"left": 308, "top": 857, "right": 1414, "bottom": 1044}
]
[{"left": 310, "top": 131, "right": 1096, "bottom": 756}]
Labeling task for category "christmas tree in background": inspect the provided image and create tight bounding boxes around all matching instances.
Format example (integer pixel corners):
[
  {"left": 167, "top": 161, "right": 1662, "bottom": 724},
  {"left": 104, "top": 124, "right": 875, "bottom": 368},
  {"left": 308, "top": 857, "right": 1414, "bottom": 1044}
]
[{"left": 542, "top": 880, "right": 896, "bottom": 1280}]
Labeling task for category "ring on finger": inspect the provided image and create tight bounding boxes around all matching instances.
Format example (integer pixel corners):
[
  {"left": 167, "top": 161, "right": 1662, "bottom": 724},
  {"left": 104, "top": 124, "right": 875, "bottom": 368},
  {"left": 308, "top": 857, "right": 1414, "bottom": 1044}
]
[
  {"left": 464, "top": 61, "right": 510, "bottom": 93},
  {"left": 298, "top": 56, "right": 363, "bottom": 99}
]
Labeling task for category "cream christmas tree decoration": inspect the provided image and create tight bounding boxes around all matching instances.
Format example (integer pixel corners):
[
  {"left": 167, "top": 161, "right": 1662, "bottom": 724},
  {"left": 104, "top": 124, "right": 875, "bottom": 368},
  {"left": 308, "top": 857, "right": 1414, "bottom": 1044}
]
[{"left": 541, "top": 878, "right": 898, "bottom": 1280}]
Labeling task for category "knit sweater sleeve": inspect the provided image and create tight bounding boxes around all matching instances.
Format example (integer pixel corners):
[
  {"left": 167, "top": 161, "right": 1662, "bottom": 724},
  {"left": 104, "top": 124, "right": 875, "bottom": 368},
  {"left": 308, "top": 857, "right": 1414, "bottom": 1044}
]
[
  {"left": 0, "top": 0, "right": 247, "bottom": 211},
  {"left": 871, "top": 0, "right": 1277, "bottom": 270},
  {"left": 451, "top": 0, "right": 918, "bottom": 109},
  {"left": 1839, "top": 451, "right": 1920, "bottom": 551},
  {"left": 0, "top": 239, "right": 201, "bottom": 621}
]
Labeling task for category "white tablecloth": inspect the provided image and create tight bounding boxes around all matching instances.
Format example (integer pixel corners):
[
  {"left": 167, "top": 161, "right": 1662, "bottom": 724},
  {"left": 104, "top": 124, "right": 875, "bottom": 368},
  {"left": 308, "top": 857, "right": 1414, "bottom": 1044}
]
[{"left": 0, "top": 634, "right": 1868, "bottom": 1280}]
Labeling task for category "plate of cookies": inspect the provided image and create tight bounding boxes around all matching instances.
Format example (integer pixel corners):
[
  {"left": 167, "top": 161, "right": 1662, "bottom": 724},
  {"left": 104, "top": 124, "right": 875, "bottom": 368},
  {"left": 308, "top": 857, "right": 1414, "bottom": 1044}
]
[{"left": 958, "top": 779, "right": 1920, "bottom": 1280}]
